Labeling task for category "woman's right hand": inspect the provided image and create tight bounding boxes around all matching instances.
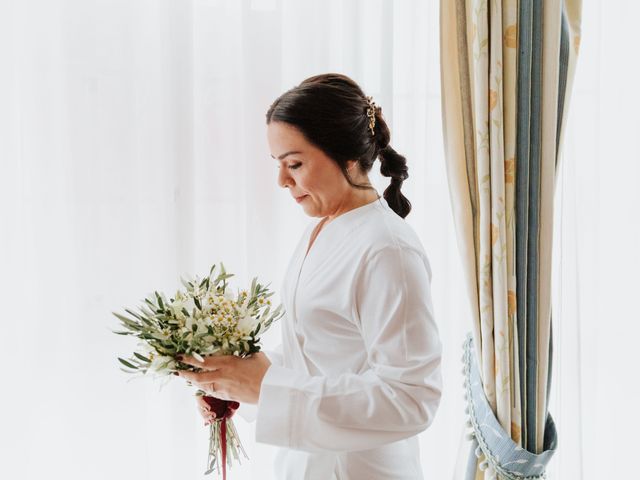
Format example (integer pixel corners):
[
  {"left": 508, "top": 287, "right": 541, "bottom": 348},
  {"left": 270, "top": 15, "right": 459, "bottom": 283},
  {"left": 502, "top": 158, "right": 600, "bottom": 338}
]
[{"left": 196, "top": 395, "right": 217, "bottom": 425}]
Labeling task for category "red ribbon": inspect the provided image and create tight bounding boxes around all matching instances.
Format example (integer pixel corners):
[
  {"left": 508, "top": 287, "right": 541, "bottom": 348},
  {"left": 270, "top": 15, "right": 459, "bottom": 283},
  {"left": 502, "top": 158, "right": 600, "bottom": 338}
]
[{"left": 202, "top": 396, "right": 240, "bottom": 480}]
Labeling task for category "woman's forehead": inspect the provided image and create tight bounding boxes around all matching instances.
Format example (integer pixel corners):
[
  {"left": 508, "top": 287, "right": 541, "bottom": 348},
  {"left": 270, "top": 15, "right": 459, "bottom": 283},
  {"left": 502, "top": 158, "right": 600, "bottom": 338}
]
[
  {"left": 268, "top": 121, "right": 304, "bottom": 141},
  {"left": 268, "top": 122, "right": 312, "bottom": 158}
]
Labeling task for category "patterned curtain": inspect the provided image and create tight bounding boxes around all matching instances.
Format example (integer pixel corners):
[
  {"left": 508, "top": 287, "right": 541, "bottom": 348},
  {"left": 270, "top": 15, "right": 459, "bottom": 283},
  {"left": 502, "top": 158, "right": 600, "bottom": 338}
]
[{"left": 439, "top": 0, "right": 582, "bottom": 478}]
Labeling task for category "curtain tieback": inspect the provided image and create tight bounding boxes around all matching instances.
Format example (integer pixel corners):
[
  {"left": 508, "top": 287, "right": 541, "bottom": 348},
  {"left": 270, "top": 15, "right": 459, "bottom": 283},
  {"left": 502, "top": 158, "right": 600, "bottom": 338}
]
[{"left": 462, "top": 335, "right": 558, "bottom": 479}]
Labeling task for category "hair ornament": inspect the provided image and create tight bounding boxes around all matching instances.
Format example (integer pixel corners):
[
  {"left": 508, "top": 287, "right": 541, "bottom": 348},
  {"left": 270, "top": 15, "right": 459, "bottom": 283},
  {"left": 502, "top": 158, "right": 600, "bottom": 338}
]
[{"left": 365, "top": 95, "right": 377, "bottom": 136}]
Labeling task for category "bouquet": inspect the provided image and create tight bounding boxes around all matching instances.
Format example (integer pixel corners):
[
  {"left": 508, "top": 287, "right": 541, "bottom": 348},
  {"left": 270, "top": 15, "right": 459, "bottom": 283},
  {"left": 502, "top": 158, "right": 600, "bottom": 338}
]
[{"left": 112, "top": 263, "right": 284, "bottom": 478}]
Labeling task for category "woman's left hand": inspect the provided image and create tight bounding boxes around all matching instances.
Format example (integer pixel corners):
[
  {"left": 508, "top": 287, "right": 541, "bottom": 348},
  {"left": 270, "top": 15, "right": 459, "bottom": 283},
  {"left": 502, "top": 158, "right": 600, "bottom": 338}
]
[{"left": 175, "top": 351, "right": 271, "bottom": 405}]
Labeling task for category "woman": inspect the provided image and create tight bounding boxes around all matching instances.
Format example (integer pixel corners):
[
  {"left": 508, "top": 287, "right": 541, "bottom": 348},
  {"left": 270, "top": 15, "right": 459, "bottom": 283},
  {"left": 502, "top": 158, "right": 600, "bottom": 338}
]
[{"left": 176, "top": 73, "right": 442, "bottom": 479}]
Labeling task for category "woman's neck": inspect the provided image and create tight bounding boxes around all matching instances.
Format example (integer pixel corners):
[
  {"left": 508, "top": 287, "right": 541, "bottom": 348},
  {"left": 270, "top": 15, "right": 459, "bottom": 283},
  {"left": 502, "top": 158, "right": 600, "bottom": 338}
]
[{"left": 323, "top": 188, "right": 380, "bottom": 225}]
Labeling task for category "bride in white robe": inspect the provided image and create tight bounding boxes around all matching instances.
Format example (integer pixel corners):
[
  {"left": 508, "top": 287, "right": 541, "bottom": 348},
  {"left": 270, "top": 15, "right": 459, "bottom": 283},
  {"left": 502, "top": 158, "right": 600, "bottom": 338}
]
[{"left": 184, "top": 73, "right": 442, "bottom": 479}]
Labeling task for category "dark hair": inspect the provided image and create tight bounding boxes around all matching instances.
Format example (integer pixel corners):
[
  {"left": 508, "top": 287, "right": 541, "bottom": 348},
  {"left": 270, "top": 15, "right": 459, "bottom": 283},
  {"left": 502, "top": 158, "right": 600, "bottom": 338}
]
[{"left": 265, "top": 73, "right": 411, "bottom": 218}]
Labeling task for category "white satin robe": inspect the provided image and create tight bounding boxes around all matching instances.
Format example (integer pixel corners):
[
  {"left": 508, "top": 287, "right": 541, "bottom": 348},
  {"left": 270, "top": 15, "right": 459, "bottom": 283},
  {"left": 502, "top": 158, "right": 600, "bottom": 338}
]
[{"left": 244, "top": 196, "right": 442, "bottom": 479}]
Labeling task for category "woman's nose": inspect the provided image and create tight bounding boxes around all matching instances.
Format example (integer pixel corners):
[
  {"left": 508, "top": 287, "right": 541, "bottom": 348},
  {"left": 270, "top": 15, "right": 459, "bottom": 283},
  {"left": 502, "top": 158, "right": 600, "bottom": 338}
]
[{"left": 277, "top": 167, "right": 294, "bottom": 189}]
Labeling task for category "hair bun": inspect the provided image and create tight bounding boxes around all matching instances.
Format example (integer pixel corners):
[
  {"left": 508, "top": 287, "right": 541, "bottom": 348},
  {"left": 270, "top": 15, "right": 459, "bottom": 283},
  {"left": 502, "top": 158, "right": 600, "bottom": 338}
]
[{"left": 379, "top": 143, "right": 391, "bottom": 154}]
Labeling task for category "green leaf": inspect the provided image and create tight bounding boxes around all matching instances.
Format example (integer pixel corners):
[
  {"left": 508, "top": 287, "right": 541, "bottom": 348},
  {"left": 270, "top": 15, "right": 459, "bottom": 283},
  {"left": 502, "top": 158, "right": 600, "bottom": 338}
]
[
  {"left": 124, "top": 308, "right": 144, "bottom": 321},
  {"left": 133, "top": 352, "right": 151, "bottom": 363},
  {"left": 118, "top": 357, "right": 139, "bottom": 369},
  {"left": 138, "top": 305, "right": 154, "bottom": 316},
  {"left": 156, "top": 292, "right": 164, "bottom": 310},
  {"left": 144, "top": 298, "right": 157, "bottom": 309},
  {"left": 112, "top": 313, "right": 142, "bottom": 330},
  {"left": 139, "top": 316, "right": 154, "bottom": 327},
  {"left": 112, "top": 311, "right": 134, "bottom": 323}
]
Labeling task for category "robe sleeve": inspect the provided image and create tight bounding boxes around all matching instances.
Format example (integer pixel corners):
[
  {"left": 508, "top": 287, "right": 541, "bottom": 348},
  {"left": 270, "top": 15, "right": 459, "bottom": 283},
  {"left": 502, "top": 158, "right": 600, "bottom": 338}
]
[
  {"left": 263, "top": 342, "right": 284, "bottom": 367},
  {"left": 234, "top": 343, "right": 285, "bottom": 423},
  {"left": 254, "top": 245, "right": 442, "bottom": 452}
]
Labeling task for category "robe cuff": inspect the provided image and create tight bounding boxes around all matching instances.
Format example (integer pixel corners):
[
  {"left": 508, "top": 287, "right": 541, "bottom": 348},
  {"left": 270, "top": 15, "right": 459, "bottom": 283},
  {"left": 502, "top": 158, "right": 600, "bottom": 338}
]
[
  {"left": 235, "top": 401, "right": 257, "bottom": 423},
  {"left": 255, "top": 363, "right": 301, "bottom": 449}
]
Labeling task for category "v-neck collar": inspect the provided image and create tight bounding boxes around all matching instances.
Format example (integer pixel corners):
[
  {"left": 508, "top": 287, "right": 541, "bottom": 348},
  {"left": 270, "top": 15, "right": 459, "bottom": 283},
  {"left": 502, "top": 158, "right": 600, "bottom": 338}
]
[
  {"left": 287, "top": 194, "right": 386, "bottom": 328},
  {"left": 303, "top": 194, "right": 384, "bottom": 262}
]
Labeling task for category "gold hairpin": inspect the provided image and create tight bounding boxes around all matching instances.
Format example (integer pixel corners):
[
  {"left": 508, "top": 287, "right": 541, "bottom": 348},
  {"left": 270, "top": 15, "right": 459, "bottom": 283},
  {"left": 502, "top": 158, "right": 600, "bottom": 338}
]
[{"left": 366, "top": 95, "right": 376, "bottom": 136}]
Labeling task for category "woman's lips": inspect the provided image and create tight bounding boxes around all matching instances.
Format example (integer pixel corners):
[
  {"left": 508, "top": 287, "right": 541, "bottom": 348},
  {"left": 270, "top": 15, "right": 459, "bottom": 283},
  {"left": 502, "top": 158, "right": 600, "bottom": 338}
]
[{"left": 295, "top": 195, "right": 308, "bottom": 203}]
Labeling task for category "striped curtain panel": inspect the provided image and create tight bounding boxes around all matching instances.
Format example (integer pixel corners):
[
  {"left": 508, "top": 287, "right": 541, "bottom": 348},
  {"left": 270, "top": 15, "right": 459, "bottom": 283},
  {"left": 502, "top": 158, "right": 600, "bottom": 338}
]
[{"left": 439, "top": 0, "right": 582, "bottom": 478}]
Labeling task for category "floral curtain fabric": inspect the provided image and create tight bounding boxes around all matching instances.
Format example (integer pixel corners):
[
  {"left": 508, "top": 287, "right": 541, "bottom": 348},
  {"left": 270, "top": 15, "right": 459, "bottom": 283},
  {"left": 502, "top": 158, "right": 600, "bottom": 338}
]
[{"left": 439, "top": 0, "right": 582, "bottom": 478}]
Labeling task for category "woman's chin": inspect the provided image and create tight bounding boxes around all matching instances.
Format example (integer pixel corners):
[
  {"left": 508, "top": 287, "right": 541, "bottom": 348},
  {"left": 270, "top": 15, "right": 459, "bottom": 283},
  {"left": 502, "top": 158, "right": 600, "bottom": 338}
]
[
  {"left": 301, "top": 205, "right": 319, "bottom": 217},
  {"left": 299, "top": 198, "right": 313, "bottom": 211}
]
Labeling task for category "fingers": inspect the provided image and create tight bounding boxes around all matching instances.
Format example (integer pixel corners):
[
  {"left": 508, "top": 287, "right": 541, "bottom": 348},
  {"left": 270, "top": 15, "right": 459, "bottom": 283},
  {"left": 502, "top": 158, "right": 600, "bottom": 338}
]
[
  {"left": 197, "top": 395, "right": 212, "bottom": 411},
  {"left": 175, "top": 368, "right": 220, "bottom": 396},
  {"left": 176, "top": 354, "right": 232, "bottom": 370},
  {"left": 178, "top": 369, "right": 223, "bottom": 384},
  {"left": 196, "top": 396, "right": 217, "bottom": 423},
  {"left": 201, "top": 409, "right": 216, "bottom": 425}
]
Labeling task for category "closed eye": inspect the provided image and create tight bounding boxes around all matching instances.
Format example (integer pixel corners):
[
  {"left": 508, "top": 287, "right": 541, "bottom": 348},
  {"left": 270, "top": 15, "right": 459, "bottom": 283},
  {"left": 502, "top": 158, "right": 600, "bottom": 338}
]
[{"left": 289, "top": 162, "right": 302, "bottom": 170}]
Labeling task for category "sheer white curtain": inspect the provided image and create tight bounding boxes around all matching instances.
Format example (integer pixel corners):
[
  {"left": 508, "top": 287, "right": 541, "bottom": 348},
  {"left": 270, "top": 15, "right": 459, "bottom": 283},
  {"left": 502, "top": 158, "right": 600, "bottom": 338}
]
[
  {"left": 548, "top": 1, "right": 640, "bottom": 478},
  {"left": 0, "top": 1, "right": 632, "bottom": 479},
  {"left": 0, "top": 1, "right": 467, "bottom": 479}
]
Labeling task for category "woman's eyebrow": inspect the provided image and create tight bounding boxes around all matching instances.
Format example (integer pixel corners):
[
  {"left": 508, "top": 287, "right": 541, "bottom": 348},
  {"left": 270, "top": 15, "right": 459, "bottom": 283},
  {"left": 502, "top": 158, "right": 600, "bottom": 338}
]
[{"left": 271, "top": 150, "right": 302, "bottom": 160}]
